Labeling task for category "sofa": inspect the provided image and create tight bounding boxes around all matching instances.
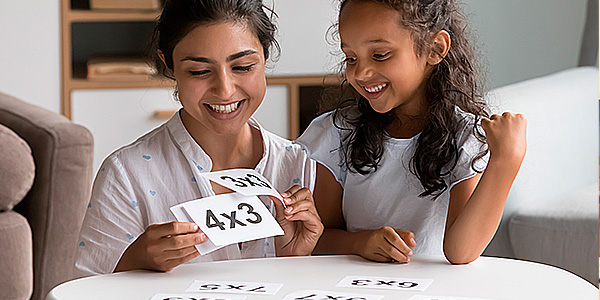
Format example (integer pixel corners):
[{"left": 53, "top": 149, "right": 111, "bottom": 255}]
[
  {"left": 0, "top": 92, "right": 94, "bottom": 300},
  {"left": 482, "top": 66, "right": 599, "bottom": 285}
]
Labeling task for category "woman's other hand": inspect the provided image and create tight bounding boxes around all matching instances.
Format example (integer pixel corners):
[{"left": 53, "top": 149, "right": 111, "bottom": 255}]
[
  {"left": 114, "top": 221, "right": 207, "bottom": 272},
  {"left": 272, "top": 185, "right": 324, "bottom": 256}
]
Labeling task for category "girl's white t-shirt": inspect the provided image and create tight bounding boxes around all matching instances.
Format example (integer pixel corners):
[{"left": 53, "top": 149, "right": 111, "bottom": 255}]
[
  {"left": 74, "top": 111, "right": 315, "bottom": 277},
  {"left": 295, "top": 106, "right": 488, "bottom": 255}
]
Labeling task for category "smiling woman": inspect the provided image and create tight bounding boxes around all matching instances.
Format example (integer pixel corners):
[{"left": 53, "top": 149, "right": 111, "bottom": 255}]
[{"left": 73, "top": 0, "right": 323, "bottom": 278}]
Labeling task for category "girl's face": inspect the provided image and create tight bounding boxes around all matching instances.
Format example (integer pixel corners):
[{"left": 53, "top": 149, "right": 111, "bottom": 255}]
[
  {"left": 170, "top": 21, "right": 266, "bottom": 136},
  {"left": 339, "top": 1, "right": 430, "bottom": 116}
]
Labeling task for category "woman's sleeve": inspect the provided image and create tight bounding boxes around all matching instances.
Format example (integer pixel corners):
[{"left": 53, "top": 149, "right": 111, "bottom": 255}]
[
  {"left": 294, "top": 112, "right": 347, "bottom": 186},
  {"left": 73, "top": 155, "right": 144, "bottom": 277}
]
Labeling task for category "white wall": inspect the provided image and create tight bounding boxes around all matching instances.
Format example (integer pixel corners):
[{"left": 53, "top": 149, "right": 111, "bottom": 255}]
[
  {"left": 462, "top": 0, "right": 588, "bottom": 88},
  {"left": 0, "top": 0, "right": 61, "bottom": 113},
  {"left": 0, "top": 1, "right": 589, "bottom": 114}
]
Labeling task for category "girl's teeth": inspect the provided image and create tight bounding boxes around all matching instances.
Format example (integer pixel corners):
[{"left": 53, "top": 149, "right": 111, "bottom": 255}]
[
  {"left": 209, "top": 101, "right": 240, "bottom": 113},
  {"left": 364, "top": 84, "right": 386, "bottom": 93}
]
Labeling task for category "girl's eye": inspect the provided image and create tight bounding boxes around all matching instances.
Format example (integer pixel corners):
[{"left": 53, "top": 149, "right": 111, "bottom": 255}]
[
  {"left": 233, "top": 63, "right": 257, "bottom": 72},
  {"left": 344, "top": 57, "right": 357, "bottom": 65},
  {"left": 189, "top": 70, "right": 210, "bottom": 76},
  {"left": 373, "top": 52, "right": 390, "bottom": 60}
]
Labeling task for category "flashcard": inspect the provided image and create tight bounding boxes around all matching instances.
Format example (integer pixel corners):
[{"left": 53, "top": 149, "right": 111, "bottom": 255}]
[
  {"left": 186, "top": 280, "right": 283, "bottom": 295},
  {"left": 150, "top": 293, "right": 246, "bottom": 300},
  {"left": 407, "top": 296, "right": 494, "bottom": 300},
  {"left": 180, "top": 193, "right": 284, "bottom": 246},
  {"left": 169, "top": 204, "right": 225, "bottom": 255},
  {"left": 198, "top": 169, "right": 283, "bottom": 201},
  {"left": 336, "top": 276, "right": 433, "bottom": 292},
  {"left": 281, "top": 290, "right": 384, "bottom": 300}
]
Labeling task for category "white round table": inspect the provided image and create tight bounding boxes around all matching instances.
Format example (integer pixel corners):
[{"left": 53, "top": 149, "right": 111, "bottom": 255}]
[{"left": 47, "top": 255, "right": 598, "bottom": 300}]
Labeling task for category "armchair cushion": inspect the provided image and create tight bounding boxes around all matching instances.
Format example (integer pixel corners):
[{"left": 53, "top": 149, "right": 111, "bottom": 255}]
[{"left": 0, "top": 124, "right": 35, "bottom": 211}]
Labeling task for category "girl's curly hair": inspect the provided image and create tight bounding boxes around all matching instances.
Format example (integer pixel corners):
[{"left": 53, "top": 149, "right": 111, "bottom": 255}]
[{"left": 329, "top": 0, "right": 489, "bottom": 199}]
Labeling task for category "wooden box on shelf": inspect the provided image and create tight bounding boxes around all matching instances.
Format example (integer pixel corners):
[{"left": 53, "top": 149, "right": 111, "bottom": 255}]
[
  {"left": 87, "top": 54, "right": 157, "bottom": 82},
  {"left": 90, "top": 0, "right": 162, "bottom": 10}
]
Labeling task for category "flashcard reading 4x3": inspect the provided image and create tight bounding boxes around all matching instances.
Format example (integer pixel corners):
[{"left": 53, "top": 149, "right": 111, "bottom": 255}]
[{"left": 170, "top": 169, "right": 284, "bottom": 255}]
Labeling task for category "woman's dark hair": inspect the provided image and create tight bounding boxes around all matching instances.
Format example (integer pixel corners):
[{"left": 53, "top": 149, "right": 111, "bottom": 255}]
[
  {"left": 331, "top": 0, "right": 489, "bottom": 199},
  {"left": 152, "top": 0, "right": 279, "bottom": 77}
]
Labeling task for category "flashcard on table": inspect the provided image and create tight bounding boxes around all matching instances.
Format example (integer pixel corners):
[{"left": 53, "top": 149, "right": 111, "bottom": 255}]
[
  {"left": 336, "top": 276, "right": 433, "bottom": 292},
  {"left": 198, "top": 169, "right": 283, "bottom": 201},
  {"left": 281, "top": 290, "right": 384, "bottom": 300},
  {"left": 407, "top": 296, "right": 495, "bottom": 300},
  {"left": 180, "top": 193, "right": 283, "bottom": 247},
  {"left": 169, "top": 204, "right": 225, "bottom": 255},
  {"left": 186, "top": 280, "right": 283, "bottom": 295},
  {"left": 150, "top": 293, "right": 246, "bottom": 300}
]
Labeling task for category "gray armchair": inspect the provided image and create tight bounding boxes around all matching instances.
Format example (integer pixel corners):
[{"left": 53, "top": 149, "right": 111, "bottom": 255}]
[{"left": 0, "top": 92, "right": 94, "bottom": 300}]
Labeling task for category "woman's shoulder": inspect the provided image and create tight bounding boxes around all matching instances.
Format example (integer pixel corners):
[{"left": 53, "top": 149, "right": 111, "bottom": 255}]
[{"left": 103, "top": 121, "right": 171, "bottom": 168}]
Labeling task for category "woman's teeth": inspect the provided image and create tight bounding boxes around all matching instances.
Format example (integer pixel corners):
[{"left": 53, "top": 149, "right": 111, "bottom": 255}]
[
  {"left": 208, "top": 101, "right": 240, "bottom": 113},
  {"left": 364, "top": 84, "right": 387, "bottom": 93}
]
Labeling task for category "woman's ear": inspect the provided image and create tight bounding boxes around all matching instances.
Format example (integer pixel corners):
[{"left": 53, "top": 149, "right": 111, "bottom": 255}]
[
  {"left": 157, "top": 50, "right": 174, "bottom": 76},
  {"left": 427, "top": 30, "right": 451, "bottom": 65}
]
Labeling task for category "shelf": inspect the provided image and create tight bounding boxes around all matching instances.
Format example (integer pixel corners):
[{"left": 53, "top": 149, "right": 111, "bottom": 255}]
[
  {"left": 67, "top": 77, "right": 174, "bottom": 90},
  {"left": 67, "top": 9, "right": 160, "bottom": 22}
]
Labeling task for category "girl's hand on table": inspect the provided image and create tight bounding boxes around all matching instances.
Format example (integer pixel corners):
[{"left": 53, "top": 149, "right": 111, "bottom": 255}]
[{"left": 355, "top": 227, "right": 416, "bottom": 263}]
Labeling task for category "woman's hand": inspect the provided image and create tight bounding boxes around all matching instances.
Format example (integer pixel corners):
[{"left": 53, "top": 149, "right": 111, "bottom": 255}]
[
  {"left": 481, "top": 112, "right": 527, "bottom": 164},
  {"left": 272, "top": 185, "right": 324, "bottom": 256},
  {"left": 114, "top": 221, "right": 207, "bottom": 272},
  {"left": 354, "top": 226, "right": 416, "bottom": 263}
]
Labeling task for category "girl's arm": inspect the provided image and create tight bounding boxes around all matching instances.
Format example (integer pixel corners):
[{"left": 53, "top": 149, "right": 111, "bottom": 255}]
[
  {"left": 443, "top": 112, "right": 527, "bottom": 264},
  {"left": 312, "top": 163, "right": 415, "bottom": 262}
]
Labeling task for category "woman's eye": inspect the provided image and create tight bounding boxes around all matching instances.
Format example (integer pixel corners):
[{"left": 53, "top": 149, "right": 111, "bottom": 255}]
[
  {"left": 373, "top": 52, "right": 390, "bottom": 60},
  {"left": 189, "top": 70, "right": 210, "bottom": 76},
  {"left": 344, "top": 57, "right": 357, "bottom": 64},
  {"left": 233, "top": 63, "right": 256, "bottom": 72}
]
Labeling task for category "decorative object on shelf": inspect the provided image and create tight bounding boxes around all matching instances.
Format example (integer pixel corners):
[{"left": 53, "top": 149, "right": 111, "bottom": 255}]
[
  {"left": 87, "top": 54, "right": 157, "bottom": 82},
  {"left": 90, "top": 0, "right": 162, "bottom": 10}
]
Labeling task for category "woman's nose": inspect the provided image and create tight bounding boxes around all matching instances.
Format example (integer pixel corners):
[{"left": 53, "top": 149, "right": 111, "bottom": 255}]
[{"left": 212, "top": 71, "right": 236, "bottom": 100}]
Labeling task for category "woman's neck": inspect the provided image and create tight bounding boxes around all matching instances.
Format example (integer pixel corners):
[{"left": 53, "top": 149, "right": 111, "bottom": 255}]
[{"left": 181, "top": 111, "right": 264, "bottom": 171}]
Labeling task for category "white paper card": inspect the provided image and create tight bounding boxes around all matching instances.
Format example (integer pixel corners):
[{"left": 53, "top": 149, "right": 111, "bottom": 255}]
[
  {"left": 281, "top": 289, "right": 384, "bottom": 300},
  {"left": 186, "top": 280, "right": 283, "bottom": 295},
  {"left": 198, "top": 169, "right": 283, "bottom": 201},
  {"left": 150, "top": 293, "right": 246, "bottom": 300},
  {"left": 407, "top": 296, "right": 495, "bottom": 300},
  {"left": 336, "top": 276, "right": 433, "bottom": 292},
  {"left": 169, "top": 204, "right": 225, "bottom": 255},
  {"left": 181, "top": 193, "right": 283, "bottom": 246}
]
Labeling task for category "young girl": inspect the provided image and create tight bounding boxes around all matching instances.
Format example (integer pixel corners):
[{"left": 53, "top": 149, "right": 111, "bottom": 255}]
[
  {"left": 74, "top": 0, "right": 322, "bottom": 277},
  {"left": 296, "top": 0, "right": 527, "bottom": 264}
]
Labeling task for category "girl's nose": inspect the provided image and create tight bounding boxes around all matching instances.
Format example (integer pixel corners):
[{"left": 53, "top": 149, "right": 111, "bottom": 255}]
[{"left": 353, "top": 60, "right": 374, "bottom": 81}]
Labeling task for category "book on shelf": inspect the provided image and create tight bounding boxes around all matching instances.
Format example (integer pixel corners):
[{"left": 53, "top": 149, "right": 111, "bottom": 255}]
[{"left": 87, "top": 54, "right": 158, "bottom": 82}]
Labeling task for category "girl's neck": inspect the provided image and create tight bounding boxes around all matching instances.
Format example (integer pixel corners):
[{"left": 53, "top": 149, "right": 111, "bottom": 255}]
[
  {"left": 386, "top": 83, "right": 429, "bottom": 139},
  {"left": 181, "top": 111, "right": 264, "bottom": 171}
]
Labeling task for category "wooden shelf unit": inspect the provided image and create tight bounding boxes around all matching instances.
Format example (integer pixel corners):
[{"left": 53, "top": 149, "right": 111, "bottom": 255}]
[{"left": 60, "top": 0, "right": 341, "bottom": 138}]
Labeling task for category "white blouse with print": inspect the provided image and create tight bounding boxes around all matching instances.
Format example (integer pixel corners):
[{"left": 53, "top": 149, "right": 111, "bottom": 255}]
[{"left": 74, "top": 111, "right": 315, "bottom": 277}]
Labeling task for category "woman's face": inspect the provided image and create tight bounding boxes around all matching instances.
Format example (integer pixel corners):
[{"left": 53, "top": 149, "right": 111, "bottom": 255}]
[{"left": 170, "top": 21, "right": 266, "bottom": 136}]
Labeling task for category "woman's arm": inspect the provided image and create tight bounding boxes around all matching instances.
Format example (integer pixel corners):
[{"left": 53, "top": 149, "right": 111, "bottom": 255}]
[
  {"left": 443, "top": 112, "right": 527, "bottom": 264},
  {"left": 312, "top": 163, "right": 415, "bottom": 262}
]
